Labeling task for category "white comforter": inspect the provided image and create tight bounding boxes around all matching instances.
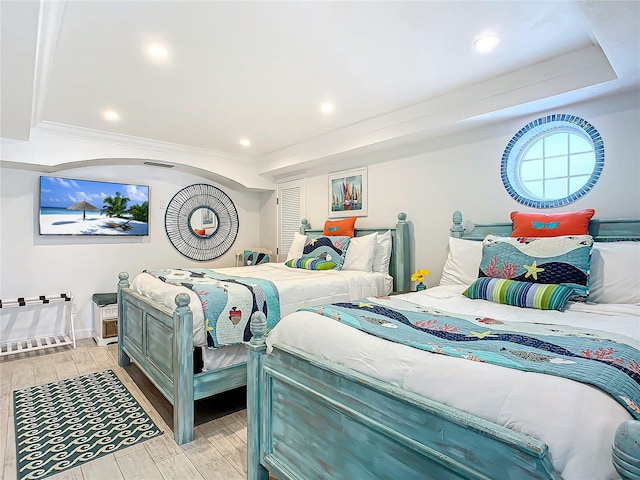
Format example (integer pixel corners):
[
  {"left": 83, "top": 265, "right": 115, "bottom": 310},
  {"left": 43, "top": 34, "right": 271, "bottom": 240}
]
[
  {"left": 266, "top": 285, "right": 640, "bottom": 480},
  {"left": 131, "top": 262, "right": 392, "bottom": 347}
]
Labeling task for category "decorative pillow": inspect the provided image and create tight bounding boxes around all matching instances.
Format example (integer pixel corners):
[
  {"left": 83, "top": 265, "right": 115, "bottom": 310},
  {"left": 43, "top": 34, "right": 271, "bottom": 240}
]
[
  {"left": 286, "top": 232, "right": 308, "bottom": 261},
  {"left": 510, "top": 209, "right": 595, "bottom": 237},
  {"left": 243, "top": 250, "right": 270, "bottom": 266},
  {"left": 372, "top": 230, "right": 392, "bottom": 274},
  {"left": 479, "top": 234, "right": 593, "bottom": 302},
  {"left": 589, "top": 242, "right": 640, "bottom": 304},
  {"left": 285, "top": 258, "right": 337, "bottom": 270},
  {"left": 439, "top": 237, "right": 483, "bottom": 286},
  {"left": 302, "top": 235, "right": 350, "bottom": 270},
  {"left": 463, "top": 278, "right": 574, "bottom": 311},
  {"left": 342, "top": 232, "right": 378, "bottom": 272},
  {"left": 323, "top": 217, "right": 357, "bottom": 237}
]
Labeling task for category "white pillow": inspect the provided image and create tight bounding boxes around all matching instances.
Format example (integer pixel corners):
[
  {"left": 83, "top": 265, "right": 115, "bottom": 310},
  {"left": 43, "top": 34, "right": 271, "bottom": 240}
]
[
  {"left": 372, "top": 230, "right": 392, "bottom": 274},
  {"left": 343, "top": 232, "right": 378, "bottom": 272},
  {"left": 439, "top": 237, "right": 483, "bottom": 286},
  {"left": 286, "top": 232, "right": 307, "bottom": 261},
  {"left": 589, "top": 242, "right": 640, "bottom": 305}
]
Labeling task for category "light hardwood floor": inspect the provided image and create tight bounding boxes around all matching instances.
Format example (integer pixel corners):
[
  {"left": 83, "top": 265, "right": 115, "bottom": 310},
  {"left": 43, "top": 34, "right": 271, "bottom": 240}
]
[{"left": 0, "top": 339, "right": 249, "bottom": 480}]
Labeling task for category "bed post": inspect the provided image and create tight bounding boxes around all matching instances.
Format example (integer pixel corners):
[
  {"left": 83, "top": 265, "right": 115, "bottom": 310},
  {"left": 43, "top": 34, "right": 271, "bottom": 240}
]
[
  {"left": 246, "top": 312, "right": 269, "bottom": 480},
  {"left": 613, "top": 420, "right": 640, "bottom": 480},
  {"left": 300, "top": 218, "right": 311, "bottom": 234},
  {"left": 173, "top": 293, "right": 194, "bottom": 445},
  {"left": 395, "top": 212, "right": 411, "bottom": 293},
  {"left": 451, "top": 211, "right": 464, "bottom": 238},
  {"left": 117, "top": 272, "right": 131, "bottom": 367}
]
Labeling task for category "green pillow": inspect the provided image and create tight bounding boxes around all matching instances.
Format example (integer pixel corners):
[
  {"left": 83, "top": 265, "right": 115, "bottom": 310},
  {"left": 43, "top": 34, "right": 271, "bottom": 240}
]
[
  {"left": 285, "top": 258, "right": 337, "bottom": 270},
  {"left": 463, "top": 278, "right": 574, "bottom": 311}
]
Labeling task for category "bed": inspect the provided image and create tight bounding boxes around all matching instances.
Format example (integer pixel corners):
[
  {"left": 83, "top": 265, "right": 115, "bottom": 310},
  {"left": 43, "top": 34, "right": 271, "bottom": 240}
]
[
  {"left": 117, "top": 213, "right": 411, "bottom": 445},
  {"left": 246, "top": 211, "right": 640, "bottom": 480}
]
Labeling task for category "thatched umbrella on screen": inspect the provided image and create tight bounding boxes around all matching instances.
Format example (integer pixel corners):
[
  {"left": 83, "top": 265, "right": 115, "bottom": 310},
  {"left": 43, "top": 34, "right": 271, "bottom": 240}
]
[{"left": 67, "top": 200, "right": 99, "bottom": 221}]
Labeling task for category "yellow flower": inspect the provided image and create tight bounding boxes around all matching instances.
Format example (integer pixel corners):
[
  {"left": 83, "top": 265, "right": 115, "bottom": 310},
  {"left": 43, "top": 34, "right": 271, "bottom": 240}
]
[{"left": 411, "top": 268, "right": 431, "bottom": 283}]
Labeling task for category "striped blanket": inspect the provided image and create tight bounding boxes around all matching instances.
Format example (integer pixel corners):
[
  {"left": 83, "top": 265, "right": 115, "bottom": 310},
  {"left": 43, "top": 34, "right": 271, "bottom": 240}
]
[
  {"left": 145, "top": 268, "right": 280, "bottom": 348},
  {"left": 301, "top": 297, "right": 640, "bottom": 419}
]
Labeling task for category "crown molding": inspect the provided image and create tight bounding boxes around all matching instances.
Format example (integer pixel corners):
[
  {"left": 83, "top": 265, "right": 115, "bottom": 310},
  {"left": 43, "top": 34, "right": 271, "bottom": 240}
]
[{"left": 33, "top": 121, "right": 257, "bottom": 165}]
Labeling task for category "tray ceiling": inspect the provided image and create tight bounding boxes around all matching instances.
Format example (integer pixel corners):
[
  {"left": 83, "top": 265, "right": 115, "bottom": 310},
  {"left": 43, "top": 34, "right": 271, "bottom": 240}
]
[{"left": 1, "top": 1, "right": 638, "bottom": 179}]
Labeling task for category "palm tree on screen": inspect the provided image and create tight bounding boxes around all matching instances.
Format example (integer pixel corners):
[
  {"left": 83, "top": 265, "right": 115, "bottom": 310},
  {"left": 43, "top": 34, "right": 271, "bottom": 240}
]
[
  {"left": 101, "top": 192, "right": 130, "bottom": 218},
  {"left": 129, "top": 202, "right": 149, "bottom": 222}
]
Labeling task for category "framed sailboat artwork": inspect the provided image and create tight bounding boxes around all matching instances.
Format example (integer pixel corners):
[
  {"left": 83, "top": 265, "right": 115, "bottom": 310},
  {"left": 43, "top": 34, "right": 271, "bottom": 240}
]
[{"left": 328, "top": 167, "right": 368, "bottom": 218}]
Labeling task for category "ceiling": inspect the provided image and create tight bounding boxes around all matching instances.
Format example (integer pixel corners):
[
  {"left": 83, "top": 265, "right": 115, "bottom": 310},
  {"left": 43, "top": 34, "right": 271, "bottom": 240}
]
[{"left": 1, "top": 1, "right": 639, "bottom": 179}]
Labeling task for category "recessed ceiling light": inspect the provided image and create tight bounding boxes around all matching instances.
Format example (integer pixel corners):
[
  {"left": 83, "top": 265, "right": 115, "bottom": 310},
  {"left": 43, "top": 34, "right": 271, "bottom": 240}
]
[
  {"left": 473, "top": 34, "right": 500, "bottom": 52},
  {"left": 146, "top": 43, "right": 168, "bottom": 60},
  {"left": 319, "top": 102, "right": 334, "bottom": 113},
  {"left": 239, "top": 138, "right": 251, "bottom": 147},
  {"left": 103, "top": 110, "right": 119, "bottom": 121}
]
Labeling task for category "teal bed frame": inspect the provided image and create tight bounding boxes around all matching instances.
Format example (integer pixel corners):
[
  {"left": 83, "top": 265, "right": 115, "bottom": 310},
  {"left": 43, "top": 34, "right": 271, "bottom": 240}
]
[
  {"left": 117, "top": 213, "right": 411, "bottom": 445},
  {"left": 246, "top": 211, "right": 640, "bottom": 480}
]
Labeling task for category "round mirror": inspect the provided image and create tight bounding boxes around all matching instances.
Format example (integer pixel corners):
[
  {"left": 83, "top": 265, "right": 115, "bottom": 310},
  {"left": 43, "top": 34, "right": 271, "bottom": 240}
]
[
  {"left": 165, "top": 184, "right": 239, "bottom": 261},
  {"left": 189, "top": 207, "right": 218, "bottom": 238}
]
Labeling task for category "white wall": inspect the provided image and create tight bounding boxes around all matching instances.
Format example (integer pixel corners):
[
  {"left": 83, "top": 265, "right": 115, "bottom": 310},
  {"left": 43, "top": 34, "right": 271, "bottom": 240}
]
[
  {"left": 2, "top": 89, "right": 637, "bottom": 340},
  {"left": 295, "top": 89, "right": 640, "bottom": 288},
  {"left": 0, "top": 164, "right": 264, "bottom": 339}
]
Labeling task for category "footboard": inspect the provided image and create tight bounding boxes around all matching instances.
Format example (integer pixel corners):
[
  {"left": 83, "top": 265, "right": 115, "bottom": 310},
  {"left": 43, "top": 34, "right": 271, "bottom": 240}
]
[
  {"left": 117, "top": 272, "right": 249, "bottom": 445},
  {"left": 247, "top": 314, "right": 562, "bottom": 480},
  {"left": 117, "top": 272, "right": 195, "bottom": 444}
]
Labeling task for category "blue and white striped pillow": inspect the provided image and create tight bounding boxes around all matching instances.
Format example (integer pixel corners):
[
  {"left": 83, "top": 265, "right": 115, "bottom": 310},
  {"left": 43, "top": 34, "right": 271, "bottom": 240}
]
[
  {"left": 463, "top": 278, "right": 574, "bottom": 311},
  {"left": 285, "top": 258, "right": 337, "bottom": 270}
]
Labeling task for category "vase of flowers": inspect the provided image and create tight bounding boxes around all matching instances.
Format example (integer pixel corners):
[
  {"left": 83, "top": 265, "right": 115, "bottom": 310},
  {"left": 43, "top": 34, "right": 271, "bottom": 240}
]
[{"left": 411, "top": 268, "right": 430, "bottom": 291}]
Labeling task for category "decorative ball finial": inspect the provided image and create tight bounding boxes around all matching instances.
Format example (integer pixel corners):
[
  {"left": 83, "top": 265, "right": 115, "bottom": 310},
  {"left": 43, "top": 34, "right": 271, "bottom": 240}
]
[
  {"left": 398, "top": 212, "right": 407, "bottom": 221},
  {"left": 613, "top": 420, "right": 640, "bottom": 480},
  {"left": 175, "top": 293, "right": 191, "bottom": 308},
  {"left": 118, "top": 272, "right": 130, "bottom": 288}
]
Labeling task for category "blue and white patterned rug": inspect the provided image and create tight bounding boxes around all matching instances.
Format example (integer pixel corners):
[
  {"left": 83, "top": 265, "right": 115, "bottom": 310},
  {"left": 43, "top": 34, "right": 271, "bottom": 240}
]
[{"left": 13, "top": 369, "right": 162, "bottom": 480}]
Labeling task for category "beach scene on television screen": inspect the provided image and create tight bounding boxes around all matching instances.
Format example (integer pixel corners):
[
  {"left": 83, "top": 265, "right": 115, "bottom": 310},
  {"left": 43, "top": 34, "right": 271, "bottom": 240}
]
[{"left": 39, "top": 177, "right": 149, "bottom": 236}]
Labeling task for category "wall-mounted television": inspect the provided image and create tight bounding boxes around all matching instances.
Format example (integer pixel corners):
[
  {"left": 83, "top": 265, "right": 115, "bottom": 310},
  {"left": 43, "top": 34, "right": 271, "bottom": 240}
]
[{"left": 39, "top": 176, "right": 150, "bottom": 236}]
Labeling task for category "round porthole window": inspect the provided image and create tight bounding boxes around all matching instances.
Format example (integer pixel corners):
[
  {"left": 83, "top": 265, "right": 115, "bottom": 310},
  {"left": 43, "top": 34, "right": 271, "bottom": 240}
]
[{"left": 501, "top": 114, "right": 604, "bottom": 208}]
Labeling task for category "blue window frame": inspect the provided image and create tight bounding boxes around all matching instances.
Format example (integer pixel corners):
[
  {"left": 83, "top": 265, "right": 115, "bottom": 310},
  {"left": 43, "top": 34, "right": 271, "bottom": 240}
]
[{"left": 501, "top": 114, "right": 604, "bottom": 208}]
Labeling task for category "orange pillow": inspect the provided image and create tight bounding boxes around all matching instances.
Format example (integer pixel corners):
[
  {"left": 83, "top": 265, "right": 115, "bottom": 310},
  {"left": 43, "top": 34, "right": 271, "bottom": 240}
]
[
  {"left": 510, "top": 209, "right": 595, "bottom": 237},
  {"left": 323, "top": 217, "right": 357, "bottom": 237}
]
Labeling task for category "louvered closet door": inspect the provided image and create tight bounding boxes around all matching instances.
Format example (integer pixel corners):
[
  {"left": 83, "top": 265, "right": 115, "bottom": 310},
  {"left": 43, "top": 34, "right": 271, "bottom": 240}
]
[{"left": 277, "top": 179, "right": 305, "bottom": 262}]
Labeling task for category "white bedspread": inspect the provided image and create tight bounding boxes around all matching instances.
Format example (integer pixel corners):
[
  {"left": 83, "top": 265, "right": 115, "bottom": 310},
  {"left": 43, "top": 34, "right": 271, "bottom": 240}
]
[
  {"left": 266, "top": 285, "right": 640, "bottom": 480},
  {"left": 131, "top": 262, "right": 392, "bottom": 347}
]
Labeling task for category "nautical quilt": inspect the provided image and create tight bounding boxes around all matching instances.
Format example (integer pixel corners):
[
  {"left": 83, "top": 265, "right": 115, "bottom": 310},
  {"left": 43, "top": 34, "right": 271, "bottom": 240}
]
[
  {"left": 302, "top": 297, "right": 640, "bottom": 419},
  {"left": 145, "top": 268, "right": 280, "bottom": 348}
]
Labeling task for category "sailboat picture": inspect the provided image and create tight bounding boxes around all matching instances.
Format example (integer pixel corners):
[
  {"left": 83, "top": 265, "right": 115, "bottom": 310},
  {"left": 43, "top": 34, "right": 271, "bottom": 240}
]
[{"left": 328, "top": 167, "right": 368, "bottom": 218}]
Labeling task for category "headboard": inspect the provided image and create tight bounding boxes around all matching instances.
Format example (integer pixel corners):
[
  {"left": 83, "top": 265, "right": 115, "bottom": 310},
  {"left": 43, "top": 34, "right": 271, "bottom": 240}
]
[
  {"left": 450, "top": 210, "right": 640, "bottom": 242},
  {"left": 299, "top": 213, "right": 411, "bottom": 293}
]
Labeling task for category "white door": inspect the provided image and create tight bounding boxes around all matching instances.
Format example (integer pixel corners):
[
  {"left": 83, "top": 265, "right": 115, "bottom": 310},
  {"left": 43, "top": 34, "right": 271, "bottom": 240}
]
[{"left": 276, "top": 179, "right": 305, "bottom": 262}]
